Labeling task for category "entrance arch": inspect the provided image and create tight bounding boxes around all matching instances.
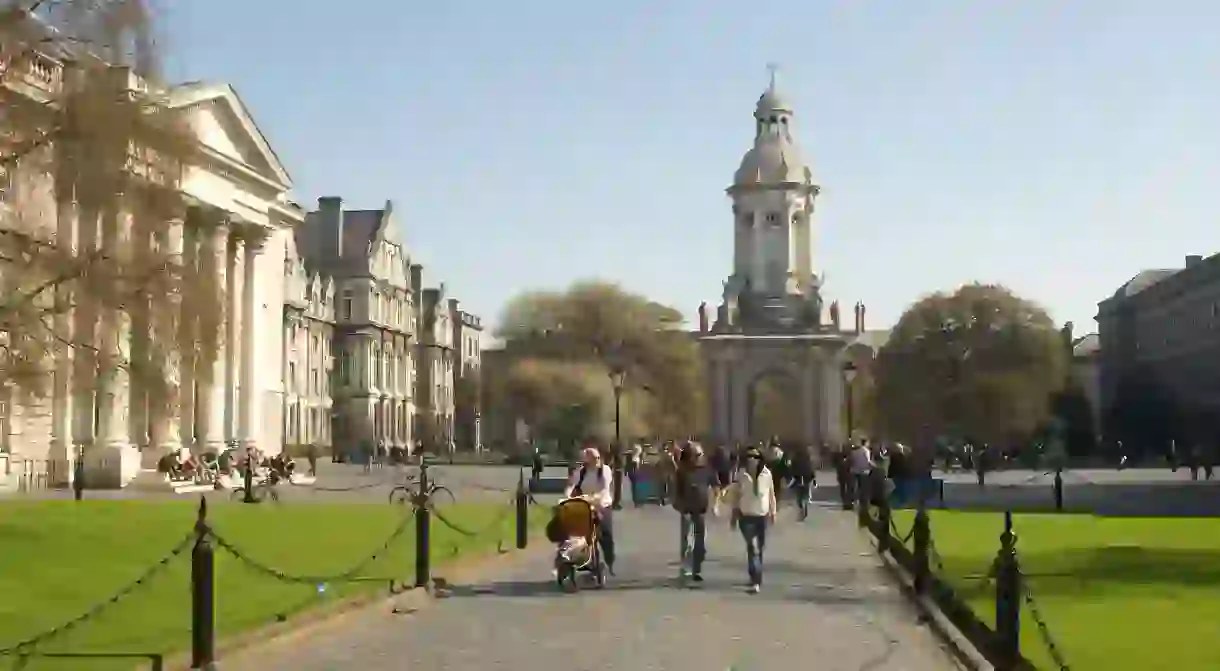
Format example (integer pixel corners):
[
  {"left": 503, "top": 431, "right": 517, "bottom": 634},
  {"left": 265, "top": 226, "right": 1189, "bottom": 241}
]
[{"left": 747, "top": 369, "right": 803, "bottom": 443}]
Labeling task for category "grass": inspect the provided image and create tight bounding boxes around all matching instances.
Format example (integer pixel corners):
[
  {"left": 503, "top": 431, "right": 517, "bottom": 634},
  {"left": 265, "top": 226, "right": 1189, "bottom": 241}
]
[
  {"left": 0, "top": 498, "right": 540, "bottom": 670},
  {"left": 892, "top": 509, "right": 1220, "bottom": 670}
]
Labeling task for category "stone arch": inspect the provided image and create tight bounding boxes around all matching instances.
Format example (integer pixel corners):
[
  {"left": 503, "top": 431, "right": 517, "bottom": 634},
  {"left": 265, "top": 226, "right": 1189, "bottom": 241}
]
[{"left": 744, "top": 366, "right": 803, "bottom": 444}]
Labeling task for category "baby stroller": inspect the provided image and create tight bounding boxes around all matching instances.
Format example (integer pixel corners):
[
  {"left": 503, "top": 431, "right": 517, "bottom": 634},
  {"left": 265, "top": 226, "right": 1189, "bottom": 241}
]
[{"left": 547, "top": 497, "right": 605, "bottom": 591}]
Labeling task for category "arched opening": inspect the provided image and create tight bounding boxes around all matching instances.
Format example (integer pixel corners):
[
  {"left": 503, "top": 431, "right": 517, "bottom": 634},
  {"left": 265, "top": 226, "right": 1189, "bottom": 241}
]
[{"left": 747, "top": 369, "right": 803, "bottom": 444}]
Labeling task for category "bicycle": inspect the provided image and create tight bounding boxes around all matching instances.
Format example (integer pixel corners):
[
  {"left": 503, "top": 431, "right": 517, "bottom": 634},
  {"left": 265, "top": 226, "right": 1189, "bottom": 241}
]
[
  {"left": 387, "top": 471, "right": 456, "bottom": 507},
  {"left": 230, "top": 470, "right": 282, "bottom": 503}
]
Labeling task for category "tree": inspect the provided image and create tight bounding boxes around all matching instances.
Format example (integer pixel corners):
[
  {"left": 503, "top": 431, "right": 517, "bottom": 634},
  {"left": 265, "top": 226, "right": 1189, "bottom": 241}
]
[
  {"left": 0, "top": 1, "right": 220, "bottom": 434},
  {"left": 873, "top": 284, "right": 1067, "bottom": 449},
  {"left": 496, "top": 281, "right": 704, "bottom": 440}
]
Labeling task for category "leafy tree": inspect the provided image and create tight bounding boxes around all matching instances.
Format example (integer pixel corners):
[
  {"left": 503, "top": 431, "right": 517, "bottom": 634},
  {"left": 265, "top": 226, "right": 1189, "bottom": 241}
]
[
  {"left": 0, "top": 1, "right": 220, "bottom": 432},
  {"left": 496, "top": 281, "right": 704, "bottom": 440},
  {"left": 873, "top": 284, "right": 1067, "bottom": 448}
]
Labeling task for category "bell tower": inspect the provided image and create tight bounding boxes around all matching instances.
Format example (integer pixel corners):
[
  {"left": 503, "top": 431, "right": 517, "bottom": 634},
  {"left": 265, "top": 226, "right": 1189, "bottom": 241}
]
[{"left": 718, "top": 66, "right": 822, "bottom": 330}]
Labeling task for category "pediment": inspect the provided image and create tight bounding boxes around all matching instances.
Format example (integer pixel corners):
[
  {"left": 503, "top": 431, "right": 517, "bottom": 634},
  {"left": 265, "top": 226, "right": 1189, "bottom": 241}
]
[{"left": 168, "top": 82, "right": 293, "bottom": 190}]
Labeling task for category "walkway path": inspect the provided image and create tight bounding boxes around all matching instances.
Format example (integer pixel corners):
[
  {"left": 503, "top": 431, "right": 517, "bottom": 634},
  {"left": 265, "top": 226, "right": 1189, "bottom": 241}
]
[{"left": 232, "top": 503, "right": 962, "bottom": 670}]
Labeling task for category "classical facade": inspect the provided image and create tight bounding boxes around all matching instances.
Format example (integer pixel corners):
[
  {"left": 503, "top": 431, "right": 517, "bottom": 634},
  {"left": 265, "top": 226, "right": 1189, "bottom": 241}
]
[
  {"left": 0, "top": 72, "right": 483, "bottom": 489},
  {"left": 1097, "top": 253, "right": 1220, "bottom": 444},
  {"left": 1, "top": 77, "right": 303, "bottom": 489},
  {"left": 699, "top": 73, "right": 885, "bottom": 446}
]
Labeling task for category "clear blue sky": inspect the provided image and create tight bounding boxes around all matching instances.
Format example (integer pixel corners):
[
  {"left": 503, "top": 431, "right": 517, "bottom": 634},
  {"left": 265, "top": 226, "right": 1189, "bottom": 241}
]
[{"left": 162, "top": 1, "right": 1220, "bottom": 337}]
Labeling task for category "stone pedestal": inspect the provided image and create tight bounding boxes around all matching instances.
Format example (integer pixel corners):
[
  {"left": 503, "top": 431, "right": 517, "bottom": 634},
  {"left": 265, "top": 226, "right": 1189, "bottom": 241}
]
[{"left": 82, "top": 444, "right": 141, "bottom": 489}]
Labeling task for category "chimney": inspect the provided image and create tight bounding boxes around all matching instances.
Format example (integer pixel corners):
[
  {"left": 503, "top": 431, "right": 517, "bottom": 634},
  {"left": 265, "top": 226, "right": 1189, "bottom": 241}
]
[
  {"left": 409, "top": 263, "right": 423, "bottom": 292},
  {"left": 1186, "top": 255, "right": 1203, "bottom": 268},
  {"left": 448, "top": 297, "right": 459, "bottom": 316},
  {"left": 697, "top": 301, "right": 709, "bottom": 333},
  {"left": 318, "top": 196, "right": 344, "bottom": 256}
]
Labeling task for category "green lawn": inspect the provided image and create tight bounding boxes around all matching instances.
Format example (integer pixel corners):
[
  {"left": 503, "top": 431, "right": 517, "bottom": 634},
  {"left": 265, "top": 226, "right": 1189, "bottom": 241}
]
[
  {"left": 0, "top": 498, "right": 537, "bottom": 670},
  {"left": 892, "top": 510, "right": 1220, "bottom": 670}
]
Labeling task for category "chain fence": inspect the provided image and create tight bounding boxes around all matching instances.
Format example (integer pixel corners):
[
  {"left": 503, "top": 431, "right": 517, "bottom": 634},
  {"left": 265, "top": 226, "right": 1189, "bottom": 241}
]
[
  {"left": 0, "top": 531, "right": 196, "bottom": 658},
  {"left": 1023, "top": 580, "right": 1071, "bottom": 671}
]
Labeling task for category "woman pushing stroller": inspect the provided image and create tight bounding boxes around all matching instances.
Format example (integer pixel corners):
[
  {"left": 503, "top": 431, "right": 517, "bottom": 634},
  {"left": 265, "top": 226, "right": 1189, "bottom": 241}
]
[{"left": 562, "top": 446, "right": 617, "bottom": 576}]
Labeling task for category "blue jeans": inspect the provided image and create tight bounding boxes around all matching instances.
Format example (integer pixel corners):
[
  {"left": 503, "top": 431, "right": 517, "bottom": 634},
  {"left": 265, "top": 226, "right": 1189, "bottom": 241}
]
[
  {"left": 679, "top": 512, "right": 706, "bottom": 574},
  {"left": 738, "top": 515, "right": 768, "bottom": 586}
]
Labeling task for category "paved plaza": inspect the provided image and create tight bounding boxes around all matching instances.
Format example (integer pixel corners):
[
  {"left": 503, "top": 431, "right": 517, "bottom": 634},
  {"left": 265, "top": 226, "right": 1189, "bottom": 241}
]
[{"left": 226, "top": 503, "right": 962, "bottom": 671}]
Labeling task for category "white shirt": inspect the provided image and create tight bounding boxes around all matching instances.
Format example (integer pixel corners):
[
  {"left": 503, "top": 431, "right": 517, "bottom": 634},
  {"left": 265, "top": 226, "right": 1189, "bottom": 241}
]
[
  {"left": 731, "top": 467, "right": 776, "bottom": 517},
  {"left": 564, "top": 464, "right": 614, "bottom": 511},
  {"left": 850, "top": 446, "right": 873, "bottom": 475}
]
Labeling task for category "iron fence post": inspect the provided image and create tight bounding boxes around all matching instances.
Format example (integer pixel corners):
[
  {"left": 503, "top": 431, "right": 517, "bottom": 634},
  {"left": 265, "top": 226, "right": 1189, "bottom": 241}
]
[
  {"left": 912, "top": 504, "right": 931, "bottom": 595},
  {"left": 994, "top": 510, "right": 1021, "bottom": 669},
  {"left": 1053, "top": 469, "right": 1064, "bottom": 512},
  {"left": 856, "top": 473, "right": 871, "bottom": 529},
  {"left": 876, "top": 488, "right": 892, "bottom": 553},
  {"left": 515, "top": 468, "right": 528, "bottom": 550},
  {"left": 190, "top": 496, "right": 216, "bottom": 670},
  {"left": 415, "top": 460, "right": 431, "bottom": 588},
  {"left": 242, "top": 454, "right": 257, "bottom": 504}
]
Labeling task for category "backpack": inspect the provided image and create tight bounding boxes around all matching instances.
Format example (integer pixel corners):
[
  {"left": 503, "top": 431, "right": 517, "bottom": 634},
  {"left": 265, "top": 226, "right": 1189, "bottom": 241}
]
[{"left": 674, "top": 467, "right": 709, "bottom": 514}]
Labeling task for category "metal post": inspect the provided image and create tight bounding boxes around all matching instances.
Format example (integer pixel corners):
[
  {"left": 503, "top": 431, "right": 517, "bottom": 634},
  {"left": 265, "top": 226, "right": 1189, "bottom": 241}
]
[
  {"left": 994, "top": 510, "right": 1021, "bottom": 669},
  {"left": 190, "top": 496, "right": 216, "bottom": 670},
  {"left": 1053, "top": 469, "right": 1064, "bottom": 512},
  {"left": 72, "top": 445, "right": 84, "bottom": 501},
  {"left": 414, "top": 460, "right": 431, "bottom": 589},
  {"left": 242, "top": 451, "right": 257, "bottom": 504},
  {"left": 856, "top": 472, "right": 871, "bottom": 529},
  {"left": 876, "top": 489, "right": 891, "bottom": 553},
  {"left": 515, "top": 468, "right": 529, "bottom": 550},
  {"left": 912, "top": 504, "right": 931, "bottom": 595},
  {"left": 846, "top": 382, "right": 854, "bottom": 439},
  {"left": 612, "top": 386, "right": 624, "bottom": 510}
]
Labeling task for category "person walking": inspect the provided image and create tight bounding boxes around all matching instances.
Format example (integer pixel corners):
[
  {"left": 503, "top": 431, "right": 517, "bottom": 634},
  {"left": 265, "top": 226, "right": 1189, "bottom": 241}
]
[
  {"left": 563, "top": 446, "right": 617, "bottom": 576},
  {"left": 850, "top": 440, "right": 873, "bottom": 510},
  {"left": 673, "top": 443, "right": 714, "bottom": 582},
  {"left": 787, "top": 443, "right": 815, "bottom": 520},
  {"left": 727, "top": 446, "right": 777, "bottom": 594},
  {"left": 709, "top": 443, "right": 733, "bottom": 515}
]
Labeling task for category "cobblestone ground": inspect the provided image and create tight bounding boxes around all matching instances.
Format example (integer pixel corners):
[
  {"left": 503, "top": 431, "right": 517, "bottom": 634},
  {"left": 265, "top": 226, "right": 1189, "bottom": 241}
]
[{"left": 231, "top": 501, "right": 961, "bottom": 671}]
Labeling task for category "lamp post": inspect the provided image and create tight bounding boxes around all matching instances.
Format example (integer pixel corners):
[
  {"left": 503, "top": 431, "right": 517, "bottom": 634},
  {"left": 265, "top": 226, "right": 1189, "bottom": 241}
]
[
  {"left": 609, "top": 365, "right": 626, "bottom": 510},
  {"left": 843, "top": 360, "right": 858, "bottom": 441}
]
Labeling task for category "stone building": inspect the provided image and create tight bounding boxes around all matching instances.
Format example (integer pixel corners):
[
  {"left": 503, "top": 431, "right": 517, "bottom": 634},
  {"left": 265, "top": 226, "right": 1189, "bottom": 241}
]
[
  {"left": 1096, "top": 253, "right": 1220, "bottom": 445},
  {"left": 293, "top": 197, "right": 421, "bottom": 453},
  {"left": 416, "top": 288, "right": 456, "bottom": 452},
  {"left": 282, "top": 236, "right": 336, "bottom": 451},
  {"left": 451, "top": 303, "right": 484, "bottom": 451}
]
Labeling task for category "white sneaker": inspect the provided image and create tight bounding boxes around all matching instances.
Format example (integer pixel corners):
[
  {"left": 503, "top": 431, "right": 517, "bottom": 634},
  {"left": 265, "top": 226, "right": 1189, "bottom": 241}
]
[
  {"left": 748, "top": 584, "right": 760, "bottom": 594},
  {"left": 679, "top": 566, "right": 690, "bottom": 578}
]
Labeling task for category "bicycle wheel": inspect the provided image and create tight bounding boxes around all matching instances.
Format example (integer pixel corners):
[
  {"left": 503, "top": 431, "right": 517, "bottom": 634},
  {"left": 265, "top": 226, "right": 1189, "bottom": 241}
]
[
  {"left": 388, "top": 487, "right": 411, "bottom": 506},
  {"left": 229, "top": 487, "right": 248, "bottom": 502}
]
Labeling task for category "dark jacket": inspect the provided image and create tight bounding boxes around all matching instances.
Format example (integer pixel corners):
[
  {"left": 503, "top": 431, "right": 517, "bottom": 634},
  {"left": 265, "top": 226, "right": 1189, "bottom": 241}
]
[{"left": 672, "top": 464, "right": 714, "bottom": 514}]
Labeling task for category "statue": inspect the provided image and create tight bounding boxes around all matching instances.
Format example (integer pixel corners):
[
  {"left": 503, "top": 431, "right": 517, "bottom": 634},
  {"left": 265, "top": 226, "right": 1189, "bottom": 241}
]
[
  {"left": 829, "top": 300, "right": 840, "bottom": 330},
  {"left": 698, "top": 301, "right": 709, "bottom": 333},
  {"left": 853, "top": 301, "right": 862, "bottom": 330},
  {"left": 859, "top": 302, "right": 867, "bottom": 330},
  {"left": 807, "top": 285, "right": 823, "bottom": 326}
]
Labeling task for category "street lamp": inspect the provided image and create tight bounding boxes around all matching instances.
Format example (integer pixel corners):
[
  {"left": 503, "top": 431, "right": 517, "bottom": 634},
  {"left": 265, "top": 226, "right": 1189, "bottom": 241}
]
[
  {"left": 609, "top": 364, "right": 626, "bottom": 510},
  {"left": 843, "top": 360, "right": 858, "bottom": 441}
]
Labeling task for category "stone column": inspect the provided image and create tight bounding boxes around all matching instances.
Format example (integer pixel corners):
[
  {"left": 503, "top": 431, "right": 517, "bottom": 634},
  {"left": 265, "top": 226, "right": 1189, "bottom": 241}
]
[
  {"left": 197, "top": 219, "right": 229, "bottom": 454},
  {"left": 151, "top": 219, "right": 186, "bottom": 457},
  {"left": 50, "top": 199, "right": 77, "bottom": 486},
  {"left": 800, "top": 354, "right": 820, "bottom": 446},
  {"left": 728, "top": 363, "right": 749, "bottom": 445},
  {"left": 224, "top": 233, "right": 240, "bottom": 443},
  {"left": 708, "top": 356, "right": 728, "bottom": 443},
  {"left": 239, "top": 231, "right": 265, "bottom": 449},
  {"left": 177, "top": 221, "right": 198, "bottom": 453},
  {"left": 822, "top": 357, "right": 844, "bottom": 444}
]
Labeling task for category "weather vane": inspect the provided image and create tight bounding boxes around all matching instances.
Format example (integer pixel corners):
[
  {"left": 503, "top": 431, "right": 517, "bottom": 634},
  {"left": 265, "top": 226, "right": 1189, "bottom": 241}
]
[{"left": 766, "top": 62, "right": 780, "bottom": 90}]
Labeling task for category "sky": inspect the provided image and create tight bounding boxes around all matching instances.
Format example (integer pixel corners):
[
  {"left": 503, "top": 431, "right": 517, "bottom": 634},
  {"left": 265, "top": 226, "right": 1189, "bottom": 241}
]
[{"left": 162, "top": 1, "right": 1220, "bottom": 338}]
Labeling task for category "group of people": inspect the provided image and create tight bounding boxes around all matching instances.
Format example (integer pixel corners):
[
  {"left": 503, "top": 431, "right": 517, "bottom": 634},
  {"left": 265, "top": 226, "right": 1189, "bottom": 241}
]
[{"left": 561, "top": 439, "right": 812, "bottom": 593}]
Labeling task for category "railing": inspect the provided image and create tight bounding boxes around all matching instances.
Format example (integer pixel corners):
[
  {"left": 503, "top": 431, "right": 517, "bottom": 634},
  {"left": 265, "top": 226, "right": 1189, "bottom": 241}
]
[{"left": 860, "top": 475, "right": 1070, "bottom": 671}]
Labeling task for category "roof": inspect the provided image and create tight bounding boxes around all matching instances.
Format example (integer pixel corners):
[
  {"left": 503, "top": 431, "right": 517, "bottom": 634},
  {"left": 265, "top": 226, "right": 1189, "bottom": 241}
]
[
  {"left": 734, "top": 139, "right": 813, "bottom": 187},
  {"left": 166, "top": 81, "right": 293, "bottom": 189},
  {"left": 1073, "top": 333, "right": 1100, "bottom": 358},
  {"left": 1112, "top": 269, "right": 1178, "bottom": 300}
]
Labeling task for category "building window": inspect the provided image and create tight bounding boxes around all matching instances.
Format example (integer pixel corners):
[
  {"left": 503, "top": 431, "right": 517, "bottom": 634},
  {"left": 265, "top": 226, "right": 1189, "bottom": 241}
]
[
  {"left": 341, "top": 291, "right": 353, "bottom": 319},
  {"left": 765, "top": 212, "right": 779, "bottom": 226}
]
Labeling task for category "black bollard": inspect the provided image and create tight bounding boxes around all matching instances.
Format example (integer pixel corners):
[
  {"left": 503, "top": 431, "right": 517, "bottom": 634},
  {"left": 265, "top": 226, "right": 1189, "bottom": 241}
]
[
  {"left": 515, "top": 468, "right": 529, "bottom": 550},
  {"left": 414, "top": 462, "right": 431, "bottom": 589},
  {"left": 856, "top": 475, "right": 871, "bottom": 529},
  {"left": 876, "top": 490, "right": 892, "bottom": 554},
  {"left": 1053, "top": 469, "right": 1064, "bottom": 512},
  {"left": 72, "top": 454, "right": 84, "bottom": 501},
  {"left": 242, "top": 457, "right": 256, "bottom": 504},
  {"left": 191, "top": 496, "right": 216, "bottom": 670},
  {"left": 994, "top": 511, "right": 1021, "bottom": 669},
  {"left": 912, "top": 505, "right": 931, "bottom": 595}
]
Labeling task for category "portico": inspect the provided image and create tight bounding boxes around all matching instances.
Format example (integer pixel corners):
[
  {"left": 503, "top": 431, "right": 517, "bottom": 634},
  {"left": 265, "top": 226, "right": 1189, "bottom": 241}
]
[{"left": 43, "top": 82, "right": 302, "bottom": 488}]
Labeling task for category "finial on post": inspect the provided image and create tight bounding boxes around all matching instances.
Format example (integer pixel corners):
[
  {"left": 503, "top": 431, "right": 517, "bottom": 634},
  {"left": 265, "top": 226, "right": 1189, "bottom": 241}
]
[{"left": 766, "top": 62, "right": 780, "bottom": 91}]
